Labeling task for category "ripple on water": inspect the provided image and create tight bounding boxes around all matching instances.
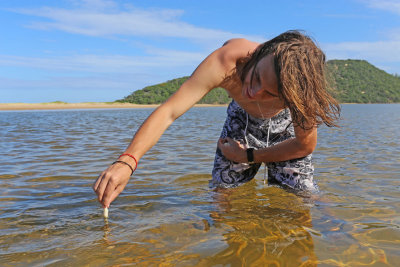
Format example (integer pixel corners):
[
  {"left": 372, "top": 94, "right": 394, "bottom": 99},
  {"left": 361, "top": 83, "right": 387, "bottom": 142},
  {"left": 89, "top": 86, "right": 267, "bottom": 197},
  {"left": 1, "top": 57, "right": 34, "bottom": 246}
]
[{"left": 0, "top": 105, "right": 399, "bottom": 266}]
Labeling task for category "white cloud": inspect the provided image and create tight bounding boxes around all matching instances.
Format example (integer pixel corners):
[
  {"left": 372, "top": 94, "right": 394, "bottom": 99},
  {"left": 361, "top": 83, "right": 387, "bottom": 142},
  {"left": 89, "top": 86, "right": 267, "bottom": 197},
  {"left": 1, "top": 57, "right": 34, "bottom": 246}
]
[
  {"left": 387, "top": 28, "right": 400, "bottom": 40},
  {"left": 69, "top": 0, "right": 118, "bottom": 11},
  {"left": 323, "top": 40, "right": 400, "bottom": 62},
  {"left": 0, "top": 74, "right": 135, "bottom": 102},
  {"left": 335, "top": 0, "right": 399, "bottom": 73},
  {"left": 361, "top": 0, "right": 400, "bottom": 15},
  {"left": 322, "top": 40, "right": 400, "bottom": 74},
  {"left": 0, "top": 49, "right": 206, "bottom": 74},
  {"left": 0, "top": 70, "right": 177, "bottom": 102},
  {"left": 11, "top": 1, "right": 259, "bottom": 45},
  {"left": 0, "top": 75, "right": 133, "bottom": 90},
  {"left": 0, "top": 46, "right": 207, "bottom": 101}
]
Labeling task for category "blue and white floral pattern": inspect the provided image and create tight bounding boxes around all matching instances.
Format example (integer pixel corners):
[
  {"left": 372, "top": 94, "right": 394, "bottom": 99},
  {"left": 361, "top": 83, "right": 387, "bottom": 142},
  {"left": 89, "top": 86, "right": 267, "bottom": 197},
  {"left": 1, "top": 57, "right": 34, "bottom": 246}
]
[{"left": 211, "top": 100, "right": 317, "bottom": 192}]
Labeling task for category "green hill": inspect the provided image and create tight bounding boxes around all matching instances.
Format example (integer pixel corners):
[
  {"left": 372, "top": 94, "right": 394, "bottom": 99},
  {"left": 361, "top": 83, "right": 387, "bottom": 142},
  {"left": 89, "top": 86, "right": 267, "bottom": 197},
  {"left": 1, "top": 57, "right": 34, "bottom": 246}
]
[
  {"left": 117, "top": 60, "right": 400, "bottom": 104},
  {"left": 117, "top": 76, "right": 230, "bottom": 104},
  {"left": 326, "top": 60, "right": 400, "bottom": 103}
]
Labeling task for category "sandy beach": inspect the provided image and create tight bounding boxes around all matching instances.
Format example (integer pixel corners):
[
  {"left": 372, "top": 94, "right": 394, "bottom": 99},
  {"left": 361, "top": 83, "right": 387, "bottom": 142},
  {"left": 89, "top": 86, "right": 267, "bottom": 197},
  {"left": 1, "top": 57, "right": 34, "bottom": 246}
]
[{"left": 0, "top": 102, "right": 227, "bottom": 111}]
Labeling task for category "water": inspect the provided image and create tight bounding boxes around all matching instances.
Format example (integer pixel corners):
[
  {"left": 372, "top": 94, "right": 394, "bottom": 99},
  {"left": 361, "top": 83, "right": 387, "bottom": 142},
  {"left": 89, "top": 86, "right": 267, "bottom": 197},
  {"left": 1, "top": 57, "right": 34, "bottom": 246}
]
[{"left": 0, "top": 104, "right": 399, "bottom": 266}]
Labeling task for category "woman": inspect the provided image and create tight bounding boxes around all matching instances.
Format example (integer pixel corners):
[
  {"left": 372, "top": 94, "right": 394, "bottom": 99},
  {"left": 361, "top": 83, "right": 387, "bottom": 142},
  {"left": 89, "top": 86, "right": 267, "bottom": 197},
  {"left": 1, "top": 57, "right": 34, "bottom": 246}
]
[{"left": 93, "top": 30, "right": 340, "bottom": 208}]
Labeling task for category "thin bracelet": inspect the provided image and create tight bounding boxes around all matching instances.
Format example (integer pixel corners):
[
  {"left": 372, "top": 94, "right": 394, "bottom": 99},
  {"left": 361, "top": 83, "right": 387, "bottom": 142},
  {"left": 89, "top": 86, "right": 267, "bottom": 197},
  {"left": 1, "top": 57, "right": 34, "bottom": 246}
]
[
  {"left": 112, "top": 160, "right": 134, "bottom": 175},
  {"left": 119, "top": 153, "right": 138, "bottom": 172}
]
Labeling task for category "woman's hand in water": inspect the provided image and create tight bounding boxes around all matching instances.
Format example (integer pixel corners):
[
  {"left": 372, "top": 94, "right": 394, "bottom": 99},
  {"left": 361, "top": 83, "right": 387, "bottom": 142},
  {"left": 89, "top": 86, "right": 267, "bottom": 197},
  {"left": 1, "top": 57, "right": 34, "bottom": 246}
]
[
  {"left": 217, "top": 137, "right": 248, "bottom": 163},
  {"left": 93, "top": 161, "right": 134, "bottom": 208}
]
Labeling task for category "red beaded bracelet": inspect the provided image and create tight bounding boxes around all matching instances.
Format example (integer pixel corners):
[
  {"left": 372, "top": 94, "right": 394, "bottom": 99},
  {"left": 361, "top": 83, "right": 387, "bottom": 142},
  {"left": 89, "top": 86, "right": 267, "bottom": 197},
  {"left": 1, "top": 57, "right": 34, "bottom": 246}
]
[{"left": 119, "top": 153, "right": 138, "bottom": 172}]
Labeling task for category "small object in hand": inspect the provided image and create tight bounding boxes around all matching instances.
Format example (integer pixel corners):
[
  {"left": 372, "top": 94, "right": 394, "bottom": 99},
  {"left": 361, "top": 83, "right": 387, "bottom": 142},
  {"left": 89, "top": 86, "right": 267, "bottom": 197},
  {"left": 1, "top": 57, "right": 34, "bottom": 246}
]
[{"left": 103, "top": 207, "right": 109, "bottom": 218}]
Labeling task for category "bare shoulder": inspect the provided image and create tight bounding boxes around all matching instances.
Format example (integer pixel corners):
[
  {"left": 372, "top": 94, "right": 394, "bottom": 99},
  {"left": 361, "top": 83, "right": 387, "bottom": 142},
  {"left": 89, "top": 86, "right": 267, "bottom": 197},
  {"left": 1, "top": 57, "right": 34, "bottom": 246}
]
[
  {"left": 196, "top": 38, "right": 259, "bottom": 72},
  {"left": 222, "top": 38, "right": 259, "bottom": 48},
  {"left": 217, "top": 38, "right": 260, "bottom": 66},
  {"left": 186, "top": 38, "right": 259, "bottom": 90}
]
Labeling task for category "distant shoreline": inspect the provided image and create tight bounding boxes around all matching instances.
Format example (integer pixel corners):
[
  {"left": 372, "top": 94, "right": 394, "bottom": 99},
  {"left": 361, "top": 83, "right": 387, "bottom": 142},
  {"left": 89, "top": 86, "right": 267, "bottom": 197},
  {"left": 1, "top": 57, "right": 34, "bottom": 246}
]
[
  {"left": 1, "top": 102, "right": 397, "bottom": 111},
  {"left": 0, "top": 102, "right": 228, "bottom": 111}
]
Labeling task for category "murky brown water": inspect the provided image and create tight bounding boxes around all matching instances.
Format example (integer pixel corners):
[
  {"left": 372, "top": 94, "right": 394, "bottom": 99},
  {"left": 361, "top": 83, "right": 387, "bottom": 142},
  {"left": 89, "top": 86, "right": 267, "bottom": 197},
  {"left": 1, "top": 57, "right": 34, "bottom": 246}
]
[{"left": 0, "top": 104, "right": 399, "bottom": 266}]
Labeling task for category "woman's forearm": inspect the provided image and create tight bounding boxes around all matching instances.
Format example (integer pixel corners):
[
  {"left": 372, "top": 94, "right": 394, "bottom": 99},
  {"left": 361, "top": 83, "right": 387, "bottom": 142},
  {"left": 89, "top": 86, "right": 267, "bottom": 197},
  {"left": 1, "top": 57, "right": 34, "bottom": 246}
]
[
  {"left": 252, "top": 125, "right": 318, "bottom": 163},
  {"left": 218, "top": 126, "right": 317, "bottom": 164},
  {"left": 254, "top": 137, "right": 315, "bottom": 163},
  {"left": 122, "top": 104, "right": 175, "bottom": 163}
]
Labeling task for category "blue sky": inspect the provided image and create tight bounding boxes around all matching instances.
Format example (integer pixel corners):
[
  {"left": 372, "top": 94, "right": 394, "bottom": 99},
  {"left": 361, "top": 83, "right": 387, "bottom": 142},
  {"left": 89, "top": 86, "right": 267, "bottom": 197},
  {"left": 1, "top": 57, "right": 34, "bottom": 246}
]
[{"left": 1, "top": 0, "right": 399, "bottom": 103}]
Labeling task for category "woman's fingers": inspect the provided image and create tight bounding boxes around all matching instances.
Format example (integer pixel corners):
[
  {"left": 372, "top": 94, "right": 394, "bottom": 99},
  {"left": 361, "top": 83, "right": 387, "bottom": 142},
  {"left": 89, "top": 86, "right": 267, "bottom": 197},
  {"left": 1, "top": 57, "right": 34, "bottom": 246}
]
[
  {"left": 217, "top": 137, "right": 247, "bottom": 163},
  {"left": 228, "top": 138, "right": 239, "bottom": 148},
  {"left": 219, "top": 137, "right": 241, "bottom": 148},
  {"left": 101, "top": 174, "right": 130, "bottom": 207},
  {"left": 102, "top": 179, "right": 117, "bottom": 208},
  {"left": 217, "top": 138, "right": 225, "bottom": 149},
  {"left": 226, "top": 137, "right": 236, "bottom": 145},
  {"left": 227, "top": 137, "right": 244, "bottom": 148},
  {"left": 93, "top": 163, "right": 132, "bottom": 208},
  {"left": 95, "top": 173, "right": 111, "bottom": 203},
  {"left": 105, "top": 185, "right": 125, "bottom": 208},
  {"left": 93, "top": 171, "right": 105, "bottom": 192}
]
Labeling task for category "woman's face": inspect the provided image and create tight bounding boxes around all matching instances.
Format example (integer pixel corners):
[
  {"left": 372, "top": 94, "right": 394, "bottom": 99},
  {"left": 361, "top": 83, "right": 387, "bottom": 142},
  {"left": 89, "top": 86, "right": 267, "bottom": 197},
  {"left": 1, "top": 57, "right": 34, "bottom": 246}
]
[{"left": 242, "top": 54, "right": 279, "bottom": 101}]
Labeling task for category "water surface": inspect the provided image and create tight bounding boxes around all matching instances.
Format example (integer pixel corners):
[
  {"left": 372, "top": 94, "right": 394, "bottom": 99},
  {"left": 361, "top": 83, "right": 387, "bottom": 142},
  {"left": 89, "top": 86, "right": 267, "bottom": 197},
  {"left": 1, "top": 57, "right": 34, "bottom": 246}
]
[{"left": 0, "top": 104, "right": 399, "bottom": 266}]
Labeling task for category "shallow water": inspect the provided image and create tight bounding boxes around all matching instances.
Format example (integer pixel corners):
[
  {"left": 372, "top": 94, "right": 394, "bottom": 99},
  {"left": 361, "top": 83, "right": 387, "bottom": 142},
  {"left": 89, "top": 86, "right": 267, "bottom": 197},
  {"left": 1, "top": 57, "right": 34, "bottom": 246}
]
[{"left": 0, "top": 104, "right": 399, "bottom": 266}]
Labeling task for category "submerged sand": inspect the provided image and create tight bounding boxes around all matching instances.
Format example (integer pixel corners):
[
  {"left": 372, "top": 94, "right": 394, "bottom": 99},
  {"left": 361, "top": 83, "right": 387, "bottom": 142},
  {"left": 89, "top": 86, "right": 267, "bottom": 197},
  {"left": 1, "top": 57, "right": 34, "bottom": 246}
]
[{"left": 0, "top": 102, "right": 227, "bottom": 111}]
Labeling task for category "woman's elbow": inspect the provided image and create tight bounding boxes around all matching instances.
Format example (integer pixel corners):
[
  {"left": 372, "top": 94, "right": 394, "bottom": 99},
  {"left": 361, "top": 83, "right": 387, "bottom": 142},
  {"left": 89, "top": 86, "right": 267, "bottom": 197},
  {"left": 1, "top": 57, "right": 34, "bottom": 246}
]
[
  {"left": 296, "top": 139, "right": 317, "bottom": 157},
  {"left": 303, "top": 143, "right": 316, "bottom": 156}
]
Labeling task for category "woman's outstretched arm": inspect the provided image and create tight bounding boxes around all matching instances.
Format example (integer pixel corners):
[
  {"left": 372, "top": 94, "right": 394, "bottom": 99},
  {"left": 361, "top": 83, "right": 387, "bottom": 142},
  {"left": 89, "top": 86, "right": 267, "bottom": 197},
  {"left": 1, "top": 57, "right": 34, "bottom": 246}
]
[{"left": 93, "top": 44, "right": 233, "bottom": 208}]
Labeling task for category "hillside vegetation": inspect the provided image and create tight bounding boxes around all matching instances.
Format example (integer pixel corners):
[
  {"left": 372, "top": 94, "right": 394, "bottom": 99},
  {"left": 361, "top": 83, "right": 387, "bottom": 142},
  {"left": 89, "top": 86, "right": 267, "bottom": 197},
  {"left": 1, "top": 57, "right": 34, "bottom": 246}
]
[
  {"left": 326, "top": 60, "right": 400, "bottom": 103},
  {"left": 117, "top": 60, "right": 400, "bottom": 104}
]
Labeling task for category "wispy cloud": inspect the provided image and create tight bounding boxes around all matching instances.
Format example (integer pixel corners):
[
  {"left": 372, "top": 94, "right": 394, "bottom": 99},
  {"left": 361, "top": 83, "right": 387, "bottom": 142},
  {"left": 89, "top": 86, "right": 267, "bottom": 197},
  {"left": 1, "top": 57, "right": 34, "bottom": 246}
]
[
  {"left": 322, "top": 0, "right": 400, "bottom": 73},
  {"left": 0, "top": 75, "right": 134, "bottom": 90},
  {"left": 2, "top": 0, "right": 260, "bottom": 80},
  {"left": 323, "top": 40, "right": 400, "bottom": 62},
  {"left": 3, "top": 0, "right": 400, "bottom": 102},
  {"left": 361, "top": 0, "right": 400, "bottom": 15},
  {"left": 0, "top": 49, "right": 206, "bottom": 74},
  {"left": 322, "top": 13, "right": 374, "bottom": 19},
  {"left": 0, "top": 46, "right": 207, "bottom": 101},
  {"left": 68, "top": 0, "right": 118, "bottom": 11},
  {"left": 0, "top": 74, "right": 137, "bottom": 102},
  {"left": 387, "top": 28, "right": 400, "bottom": 40},
  {"left": 10, "top": 1, "right": 261, "bottom": 44}
]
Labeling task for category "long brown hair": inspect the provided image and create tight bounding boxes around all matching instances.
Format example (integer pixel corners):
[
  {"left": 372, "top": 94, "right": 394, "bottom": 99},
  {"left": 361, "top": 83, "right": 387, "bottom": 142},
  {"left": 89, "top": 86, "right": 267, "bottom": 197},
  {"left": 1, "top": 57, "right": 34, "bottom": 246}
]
[{"left": 238, "top": 30, "right": 340, "bottom": 129}]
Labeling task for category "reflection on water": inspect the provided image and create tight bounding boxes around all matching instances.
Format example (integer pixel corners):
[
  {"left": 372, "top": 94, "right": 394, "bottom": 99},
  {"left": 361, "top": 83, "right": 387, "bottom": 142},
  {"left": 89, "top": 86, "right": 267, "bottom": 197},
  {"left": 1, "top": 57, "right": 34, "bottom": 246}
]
[
  {"left": 0, "top": 104, "right": 399, "bottom": 266},
  {"left": 202, "top": 182, "right": 317, "bottom": 266}
]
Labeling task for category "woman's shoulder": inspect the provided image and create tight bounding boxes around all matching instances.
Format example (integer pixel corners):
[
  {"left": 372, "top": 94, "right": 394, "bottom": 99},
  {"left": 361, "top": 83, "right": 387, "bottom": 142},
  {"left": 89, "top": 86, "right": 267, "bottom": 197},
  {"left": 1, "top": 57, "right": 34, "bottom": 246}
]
[
  {"left": 222, "top": 38, "right": 259, "bottom": 47},
  {"left": 215, "top": 38, "right": 260, "bottom": 67},
  {"left": 185, "top": 39, "right": 259, "bottom": 89}
]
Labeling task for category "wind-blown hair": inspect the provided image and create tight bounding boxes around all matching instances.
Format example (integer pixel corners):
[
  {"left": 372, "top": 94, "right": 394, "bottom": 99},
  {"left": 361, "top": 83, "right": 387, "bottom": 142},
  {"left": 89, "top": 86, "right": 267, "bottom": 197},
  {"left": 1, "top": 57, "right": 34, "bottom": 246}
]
[{"left": 238, "top": 30, "right": 340, "bottom": 129}]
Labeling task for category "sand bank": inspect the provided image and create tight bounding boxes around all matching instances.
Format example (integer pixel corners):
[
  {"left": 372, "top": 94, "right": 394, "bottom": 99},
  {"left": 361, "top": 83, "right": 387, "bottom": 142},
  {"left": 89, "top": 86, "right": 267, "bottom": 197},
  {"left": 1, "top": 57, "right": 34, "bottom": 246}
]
[{"left": 0, "top": 102, "right": 227, "bottom": 111}]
